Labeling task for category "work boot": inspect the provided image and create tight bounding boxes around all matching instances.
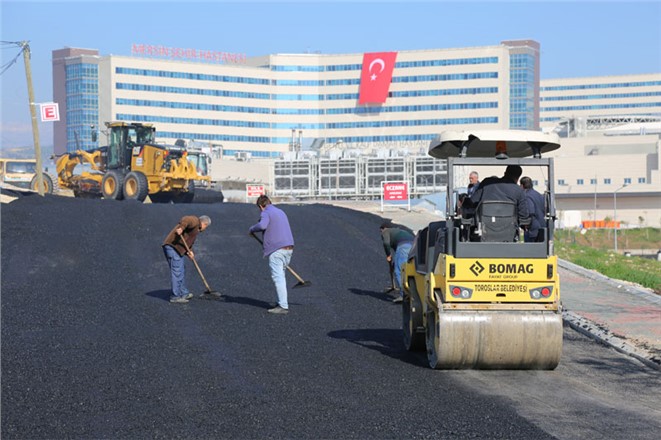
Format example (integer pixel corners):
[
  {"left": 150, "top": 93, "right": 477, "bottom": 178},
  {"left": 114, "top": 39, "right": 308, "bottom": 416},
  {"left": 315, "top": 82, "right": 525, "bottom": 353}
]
[
  {"left": 170, "top": 296, "right": 190, "bottom": 304},
  {"left": 268, "top": 306, "right": 289, "bottom": 314},
  {"left": 184, "top": 293, "right": 194, "bottom": 300}
]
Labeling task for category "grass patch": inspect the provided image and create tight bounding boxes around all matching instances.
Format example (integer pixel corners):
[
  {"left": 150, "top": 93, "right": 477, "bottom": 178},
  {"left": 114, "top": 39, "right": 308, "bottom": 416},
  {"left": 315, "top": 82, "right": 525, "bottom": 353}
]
[{"left": 555, "top": 227, "right": 661, "bottom": 293}]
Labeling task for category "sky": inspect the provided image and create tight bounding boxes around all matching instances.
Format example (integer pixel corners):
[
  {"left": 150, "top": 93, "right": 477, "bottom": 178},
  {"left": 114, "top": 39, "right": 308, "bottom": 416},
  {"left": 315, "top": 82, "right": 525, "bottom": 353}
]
[{"left": 1, "top": 0, "right": 660, "bottom": 149}]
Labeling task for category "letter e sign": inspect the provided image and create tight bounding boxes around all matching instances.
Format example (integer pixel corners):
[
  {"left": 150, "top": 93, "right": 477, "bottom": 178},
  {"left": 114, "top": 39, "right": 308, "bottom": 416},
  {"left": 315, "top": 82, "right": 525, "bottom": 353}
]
[{"left": 40, "top": 103, "right": 60, "bottom": 122}]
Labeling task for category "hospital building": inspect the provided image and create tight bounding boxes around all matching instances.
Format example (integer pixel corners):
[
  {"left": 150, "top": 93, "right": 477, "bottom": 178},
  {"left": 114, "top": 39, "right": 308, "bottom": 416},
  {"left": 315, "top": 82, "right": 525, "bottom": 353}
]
[{"left": 51, "top": 40, "right": 661, "bottom": 227}]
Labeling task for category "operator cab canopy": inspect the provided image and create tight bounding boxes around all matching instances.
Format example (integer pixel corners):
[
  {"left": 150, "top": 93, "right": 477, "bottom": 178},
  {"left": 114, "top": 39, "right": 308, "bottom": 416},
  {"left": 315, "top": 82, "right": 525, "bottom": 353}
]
[{"left": 429, "top": 129, "right": 561, "bottom": 159}]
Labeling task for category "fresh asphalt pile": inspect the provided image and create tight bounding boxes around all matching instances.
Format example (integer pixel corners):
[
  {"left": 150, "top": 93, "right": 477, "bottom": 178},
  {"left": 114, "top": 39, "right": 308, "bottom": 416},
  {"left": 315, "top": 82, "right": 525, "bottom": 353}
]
[{"left": 1, "top": 194, "right": 554, "bottom": 439}]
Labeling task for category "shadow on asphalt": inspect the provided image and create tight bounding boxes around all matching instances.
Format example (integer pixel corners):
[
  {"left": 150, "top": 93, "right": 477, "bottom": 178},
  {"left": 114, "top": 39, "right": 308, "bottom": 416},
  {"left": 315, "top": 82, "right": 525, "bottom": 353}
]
[
  {"left": 222, "top": 295, "right": 273, "bottom": 310},
  {"left": 348, "top": 287, "right": 398, "bottom": 303},
  {"left": 328, "top": 328, "right": 427, "bottom": 368},
  {"left": 145, "top": 289, "right": 172, "bottom": 301}
]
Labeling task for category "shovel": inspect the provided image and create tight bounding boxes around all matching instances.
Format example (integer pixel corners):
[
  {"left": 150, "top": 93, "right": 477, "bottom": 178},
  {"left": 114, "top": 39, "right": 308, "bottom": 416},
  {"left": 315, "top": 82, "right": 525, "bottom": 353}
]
[
  {"left": 178, "top": 232, "right": 222, "bottom": 298},
  {"left": 250, "top": 233, "right": 312, "bottom": 288},
  {"left": 383, "top": 260, "right": 397, "bottom": 294}
]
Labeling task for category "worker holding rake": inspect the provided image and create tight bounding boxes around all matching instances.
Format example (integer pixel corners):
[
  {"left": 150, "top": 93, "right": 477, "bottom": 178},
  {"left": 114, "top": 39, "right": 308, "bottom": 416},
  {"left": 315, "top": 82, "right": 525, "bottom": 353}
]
[
  {"left": 162, "top": 215, "right": 212, "bottom": 304},
  {"left": 249, "top": 195, "right": 295, "bottom": 315}
]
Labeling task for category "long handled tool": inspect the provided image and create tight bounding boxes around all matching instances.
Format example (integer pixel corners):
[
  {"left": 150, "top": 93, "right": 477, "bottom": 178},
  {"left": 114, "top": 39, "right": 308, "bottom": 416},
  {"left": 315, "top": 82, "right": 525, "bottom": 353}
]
[
  {"left": 383, "top": 260, "right": 397, "bottom": 294},
  {"left": 250, "top": 233, "right": 311, "bottom": 288},
  {"left": 178, "top": 232, "right": 222, "bottom": 298}
]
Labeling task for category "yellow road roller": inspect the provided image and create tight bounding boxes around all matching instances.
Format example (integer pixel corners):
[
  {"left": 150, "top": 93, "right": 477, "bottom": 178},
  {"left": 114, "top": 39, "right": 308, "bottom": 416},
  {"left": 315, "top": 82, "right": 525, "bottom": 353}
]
[{"left": 402, "top": 130, "right": 563, "bottom": 369}]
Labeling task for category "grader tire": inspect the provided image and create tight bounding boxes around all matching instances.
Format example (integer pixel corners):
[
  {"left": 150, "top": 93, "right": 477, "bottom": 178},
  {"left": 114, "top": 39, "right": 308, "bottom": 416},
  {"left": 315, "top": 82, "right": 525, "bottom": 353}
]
[
  {"left": 403, "top": 278, "right": 425, "bottom": 352},
  {"left": 29, "top": 174, "right": 54, "bottom": 194},
  {"left": 101, "top": 170, "right": 124, "bottom": 200},
  {"left": 123, "top": 171, "right": 149, "bottom": 202}
]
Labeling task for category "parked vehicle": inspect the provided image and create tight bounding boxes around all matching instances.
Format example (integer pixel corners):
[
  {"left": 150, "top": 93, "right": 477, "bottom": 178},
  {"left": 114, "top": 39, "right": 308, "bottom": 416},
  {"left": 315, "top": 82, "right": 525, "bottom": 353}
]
[{"left": 0, "top": 158, "right": 56, "bottom": 194}]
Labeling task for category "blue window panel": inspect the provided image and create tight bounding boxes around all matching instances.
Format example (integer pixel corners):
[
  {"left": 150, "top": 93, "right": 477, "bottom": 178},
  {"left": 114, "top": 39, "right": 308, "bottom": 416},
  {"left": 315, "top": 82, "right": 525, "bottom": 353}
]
[
  {"left": 116, "top": 114, "right": 271, "bottom": 129},
  {"left": 271, "top": 65, "right": 325, "bottom": 72},
  {"left": 274, "top": 80, "right": 325, "bottom": 86},
  {"left": 273, "top": 94, "right": 324, "bottom": 101},
  {"left": 638, "top": 177, "right": 646, "bottom": 183},
  {"left": 541, "top": 81, "right": 661, "bottom": 92},
  {"left": 116, "top": 67, "right": 270, "bottom": 85},
  {"left": 116, "top": 83, "right": 271, "bottom": 99},
  {"left": 271, "top": 57, "right": 498, "bottom": 73},
  {"left": 541, "top": 91, "right": 661, "bottom": 101},
  {"left": 604, "top": 178, "right": 611, "bottom": 184},
  {"left": 222, "top": 149, "right": 282, "bottom": 158},
  {"left": 541, "top": 102, "right": 661, "bottom": 112},
  {"left": 116, "top": 98, "right": 272, "bottom": 114},
  {"left": 153, "top": 129, "right": 271, "bottom": 144}
]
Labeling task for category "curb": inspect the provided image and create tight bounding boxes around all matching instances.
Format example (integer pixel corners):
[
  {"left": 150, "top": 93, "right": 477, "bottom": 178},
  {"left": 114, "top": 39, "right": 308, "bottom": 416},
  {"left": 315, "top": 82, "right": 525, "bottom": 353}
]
[{"left": 562, "top": 310, "right": 660, "bottom": 371}]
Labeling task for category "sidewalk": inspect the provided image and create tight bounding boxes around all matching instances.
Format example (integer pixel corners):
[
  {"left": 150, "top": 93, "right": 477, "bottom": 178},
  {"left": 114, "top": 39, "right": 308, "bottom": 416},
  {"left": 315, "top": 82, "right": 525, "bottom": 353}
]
[
  {"left": 323, "top": 201, "right": 661, "bottom": 370},
  {"left": 559, "top": 260, "right": 661, "bottom": 369}
]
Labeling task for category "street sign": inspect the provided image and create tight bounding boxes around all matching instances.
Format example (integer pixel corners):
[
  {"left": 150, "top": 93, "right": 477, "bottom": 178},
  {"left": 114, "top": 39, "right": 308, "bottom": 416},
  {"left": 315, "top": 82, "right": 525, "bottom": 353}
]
[
  {"left": 246, "top": 184, "right": 265, "bottom": 201},
  {"left": 39, "top": 103, "right": 60, "bottom": 122},
  {"left": 381, "top": 181, "right": 410, "bottom": 212}
]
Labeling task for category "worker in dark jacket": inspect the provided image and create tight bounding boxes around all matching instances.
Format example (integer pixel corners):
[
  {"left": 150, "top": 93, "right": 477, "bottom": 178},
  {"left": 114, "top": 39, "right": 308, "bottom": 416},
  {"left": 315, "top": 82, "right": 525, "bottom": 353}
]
[
  {"left": 520, "top": 176, "right": 546, "bottom": 242},
  {"left": 163, "top": 215, "right": 211, "bottom": 304},
  {"left": 249, "top": 195, "right": 295, "bottom": 315},
  {"left": 468, "top": 165, "right": 529, "bottom": 227},
  {"left": 380, "top": 222, "right": 414, "bottom": 303}
]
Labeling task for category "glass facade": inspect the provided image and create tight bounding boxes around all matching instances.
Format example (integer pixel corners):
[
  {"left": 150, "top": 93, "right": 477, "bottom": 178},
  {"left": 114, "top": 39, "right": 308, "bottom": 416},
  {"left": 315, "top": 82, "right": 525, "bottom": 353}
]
[
  {"left": 65, "top": 63, "right": 98, "bottom": 151},
  {"left": 509, "top": 53, "right": 536, "bottom": 129},
  {"left": 54, "top": 44, "right": 534, "bottom": 156}
]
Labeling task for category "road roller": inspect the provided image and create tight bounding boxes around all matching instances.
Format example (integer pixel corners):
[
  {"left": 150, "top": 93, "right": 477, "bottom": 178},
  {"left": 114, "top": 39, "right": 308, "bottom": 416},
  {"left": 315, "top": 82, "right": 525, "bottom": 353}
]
[{"left": 402, "top": 130, "right": 563, "bottom": 369}]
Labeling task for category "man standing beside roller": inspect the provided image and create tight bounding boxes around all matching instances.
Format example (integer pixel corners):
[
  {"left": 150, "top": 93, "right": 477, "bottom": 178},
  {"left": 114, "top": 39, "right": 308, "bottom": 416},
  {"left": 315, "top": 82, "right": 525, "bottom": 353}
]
[
  {"left": 380, "top": 222, "right": 414, "bottom": 303},
  {"left": 249, "top": 195, "right": 295, "bottom": 315}
]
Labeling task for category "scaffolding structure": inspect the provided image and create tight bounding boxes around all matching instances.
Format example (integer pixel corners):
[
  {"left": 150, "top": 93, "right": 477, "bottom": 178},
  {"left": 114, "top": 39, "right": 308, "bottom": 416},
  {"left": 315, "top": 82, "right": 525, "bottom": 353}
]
[{"left": 272, "top": 151, "right": 448, "bottom": 199}]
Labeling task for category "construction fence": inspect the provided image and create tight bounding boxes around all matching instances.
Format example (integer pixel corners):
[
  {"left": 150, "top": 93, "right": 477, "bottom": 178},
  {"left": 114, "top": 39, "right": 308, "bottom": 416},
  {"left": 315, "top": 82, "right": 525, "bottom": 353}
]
[{"left": 272, "top": 152, "right": 448, "bottom": 199}]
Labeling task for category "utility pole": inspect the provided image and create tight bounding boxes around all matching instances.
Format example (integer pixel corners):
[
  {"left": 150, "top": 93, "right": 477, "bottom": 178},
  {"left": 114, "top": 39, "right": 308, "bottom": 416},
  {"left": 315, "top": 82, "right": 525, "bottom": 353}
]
[{"left": 21, "top": 41, "right": 45, "bottom": 196}]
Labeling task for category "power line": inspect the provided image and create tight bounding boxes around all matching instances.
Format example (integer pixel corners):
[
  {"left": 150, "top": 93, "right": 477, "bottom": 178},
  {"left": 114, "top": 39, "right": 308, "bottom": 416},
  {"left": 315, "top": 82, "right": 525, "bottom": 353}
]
[{"left": 0, "top": 41, "right": 28, "bottom": 76}]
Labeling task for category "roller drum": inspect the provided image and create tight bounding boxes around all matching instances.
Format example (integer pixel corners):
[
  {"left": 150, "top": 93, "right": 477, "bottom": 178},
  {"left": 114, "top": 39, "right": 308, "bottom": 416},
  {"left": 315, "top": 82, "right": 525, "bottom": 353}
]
[{"left": 426, "top": 310, "right": 563, "bottom": 369}]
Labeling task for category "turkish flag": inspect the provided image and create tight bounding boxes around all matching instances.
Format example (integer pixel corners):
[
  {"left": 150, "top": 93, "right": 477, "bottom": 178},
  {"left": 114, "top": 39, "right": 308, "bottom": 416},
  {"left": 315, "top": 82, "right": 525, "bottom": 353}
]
[{"left": 358, "top": 52, "right": 397, "bottom": 105}]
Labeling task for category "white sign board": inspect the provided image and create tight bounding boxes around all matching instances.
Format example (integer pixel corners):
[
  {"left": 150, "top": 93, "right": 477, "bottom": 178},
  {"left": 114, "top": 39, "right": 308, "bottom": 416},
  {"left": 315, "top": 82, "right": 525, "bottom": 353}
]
[
  {"left": 381, "top": 181, "right": 410, "bottom": 212},
  {"left": 246, "top": 184, "right": 265, "bottom": 202},
  {"left": 40, "top": 103, "right": 60, "bottom": 122}
]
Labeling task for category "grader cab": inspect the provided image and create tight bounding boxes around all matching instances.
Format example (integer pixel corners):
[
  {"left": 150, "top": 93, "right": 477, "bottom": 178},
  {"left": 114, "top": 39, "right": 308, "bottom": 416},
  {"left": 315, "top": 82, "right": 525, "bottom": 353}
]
[
  {"left": 55, "top": 122, "right": 209, "bottom": 202},
  {"left": 401, "top": 130, "right": 564, "bottom": 369}
]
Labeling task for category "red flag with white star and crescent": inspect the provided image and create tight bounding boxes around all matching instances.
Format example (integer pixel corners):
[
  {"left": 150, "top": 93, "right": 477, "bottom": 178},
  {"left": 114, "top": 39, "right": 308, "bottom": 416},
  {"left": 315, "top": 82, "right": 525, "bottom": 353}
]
[{"left": 358, "top": 52, "right": 397, "bottom": 105}]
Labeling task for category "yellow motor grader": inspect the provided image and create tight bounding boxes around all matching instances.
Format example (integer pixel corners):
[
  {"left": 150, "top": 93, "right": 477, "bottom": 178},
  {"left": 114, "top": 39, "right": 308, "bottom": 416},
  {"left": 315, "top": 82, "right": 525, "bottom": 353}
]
[
  {"left": 401, "top": 130, "right": 563, "bottom": 369},
  {"left": 55, "top": 122, "right": 209, "bottom": 202}
]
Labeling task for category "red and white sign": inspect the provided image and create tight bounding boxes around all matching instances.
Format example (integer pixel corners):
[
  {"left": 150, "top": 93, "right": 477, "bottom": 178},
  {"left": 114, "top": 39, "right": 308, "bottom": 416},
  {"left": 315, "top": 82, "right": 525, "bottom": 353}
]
[
  {"left": 40, "top": 103, "right": 60, "bottom": 122},
  {"left": 246, "top": 184, "right": 265, "bottom": 198},
  {"left": 131, "top": 44, "right": 247, "bottom": 65},
  {"left": 358, "top": 52, "right": 397, "bottom": 104},
  {"left": 383, "top": 182, "right": 408, "bottom": 201}
]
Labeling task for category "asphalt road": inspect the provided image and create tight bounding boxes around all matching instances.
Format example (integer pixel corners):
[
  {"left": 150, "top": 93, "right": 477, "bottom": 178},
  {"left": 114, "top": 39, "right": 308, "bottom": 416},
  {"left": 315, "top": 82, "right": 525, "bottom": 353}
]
[{"left": 2, "top": 194, "right": 660, "bottom": 439}]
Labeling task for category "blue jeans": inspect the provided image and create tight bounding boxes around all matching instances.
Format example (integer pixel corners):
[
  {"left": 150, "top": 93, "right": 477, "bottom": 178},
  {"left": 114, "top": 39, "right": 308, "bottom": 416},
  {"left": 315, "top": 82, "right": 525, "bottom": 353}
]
[
  {"left": 394, "top": 243, "right": 412, "bottom": 293},
  {"left": 163, "top": 245, "right": 189, "bottom": 298},
  {"left": 268, "top": 248, "right": 293, "bottom": 309}
]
